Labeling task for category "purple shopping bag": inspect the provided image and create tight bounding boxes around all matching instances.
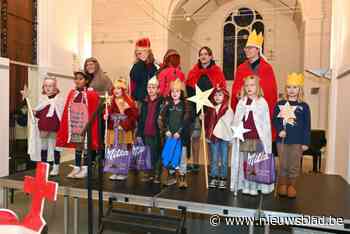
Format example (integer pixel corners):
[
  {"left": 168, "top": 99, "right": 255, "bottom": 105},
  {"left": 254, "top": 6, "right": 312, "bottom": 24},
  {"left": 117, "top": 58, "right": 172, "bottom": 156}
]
[
  {"left": 104, "top": 123, "right": 131, "bottom": 175},
  {"left": 133, "top": 138, "right": 152, "bottom": 171},
  {"left": 243, "top": 152, "right": 276, "bottom": 185}
]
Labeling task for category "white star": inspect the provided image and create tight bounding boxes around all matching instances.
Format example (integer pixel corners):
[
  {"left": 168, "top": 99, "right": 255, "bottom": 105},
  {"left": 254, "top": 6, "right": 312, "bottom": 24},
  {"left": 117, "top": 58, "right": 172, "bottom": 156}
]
[
  {"left": 187, "top": 85, "right": 214, "bottom": 114},
  {"left": 231, "top": 122, "right": 251, "bottom": 142},
  {"left": 277, "top": 101, "right": 297, "bottom": 126}
]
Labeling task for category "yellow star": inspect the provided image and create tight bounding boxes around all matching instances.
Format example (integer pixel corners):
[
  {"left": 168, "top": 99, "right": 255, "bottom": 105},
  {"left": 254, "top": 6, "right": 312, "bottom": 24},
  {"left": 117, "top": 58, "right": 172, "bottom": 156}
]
[
  {"left": 187, "top": 85, "right": 214, "bottom": 113},
  {"left": 20, "top": 85, "right": 30, "bottom": 100},
  {"left": 277, "top": 101, "right": 297, "bottom": 126}
]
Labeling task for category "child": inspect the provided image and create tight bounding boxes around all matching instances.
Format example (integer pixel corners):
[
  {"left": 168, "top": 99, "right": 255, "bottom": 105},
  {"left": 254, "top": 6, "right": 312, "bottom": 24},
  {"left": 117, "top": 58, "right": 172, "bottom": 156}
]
[
  {"left": 231, "top": 75, "right": 274, "bottom": 196},
  {"left": 273, "top": 73, "right": 310, "bottom": 198},
  {"left": 136, "top": 76, "right": 164, "bottom": 183},
  {"left": 106, "top": 78, "right": 138, "bottom": 180},
  {"left": 157, "top": 49, "right": 185, "bottom": 97},
  {"left": 204, "top": 86, "right": 234, "bottom": 189},
  {"left": 130, "top": 38, "right": 159, "bottom": 103},
  {"left": 33, "top": 77, "right": 64, "bottom": 176},
  {"left": 159, "top": 79, "right": 192, "bottom": 189},
  {"left": 56, "top": 70, "right": 100, "bottom": 179}
]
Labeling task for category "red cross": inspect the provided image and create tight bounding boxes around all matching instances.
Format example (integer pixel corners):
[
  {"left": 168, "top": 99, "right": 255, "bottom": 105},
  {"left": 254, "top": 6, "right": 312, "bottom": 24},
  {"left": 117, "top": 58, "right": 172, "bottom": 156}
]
[{"left": 21, "top": 162, "right": 58, "bottom": 232}]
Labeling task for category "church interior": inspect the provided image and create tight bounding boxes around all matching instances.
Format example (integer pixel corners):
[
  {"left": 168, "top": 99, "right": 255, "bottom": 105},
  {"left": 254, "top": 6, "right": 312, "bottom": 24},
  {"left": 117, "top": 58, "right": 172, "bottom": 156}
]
[{"left": 0, "top": 0, "right": 349, "bottom": 234}]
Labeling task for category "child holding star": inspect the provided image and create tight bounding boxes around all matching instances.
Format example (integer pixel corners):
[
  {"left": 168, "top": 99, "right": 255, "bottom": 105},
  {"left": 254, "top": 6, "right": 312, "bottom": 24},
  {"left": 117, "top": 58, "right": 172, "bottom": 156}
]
[
  {"left": 105, "top": 78, "right": 138, "bottom": 181},
  {"left": 23, "top": 77, "right": 64, "bottom": 176},
  {"left": 159, "top": 79, "right": 192, "bottom": 189},
  {"left": 273, "top": 73, "right": 311, "bottom": 198},
  {"left": 204, "top": 85, "right": 234, "bottom": 189},
  {"left": 230, "top": 75, "right": 274, "bottom": 196}
]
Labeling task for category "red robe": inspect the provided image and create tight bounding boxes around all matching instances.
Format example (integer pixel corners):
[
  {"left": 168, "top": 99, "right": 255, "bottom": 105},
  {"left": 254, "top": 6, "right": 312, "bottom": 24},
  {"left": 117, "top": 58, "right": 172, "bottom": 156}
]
[
  {"left": 158, "top": 67, "right": 185, "bottom": 97},
  {"left": 106, "top": 96, "right": 138, "bottom": 131},
  {"left": 230, "top": 58, "right": 278, "bottom": 139},
  {"left": 186, "top": 63, "right": 227, "bottom": 89},
  {"left": 204, "top": 88, "right": 230, "bottom": 141},
  {"left": 56, "top": 88, "right": 100, "bottom": 150}
]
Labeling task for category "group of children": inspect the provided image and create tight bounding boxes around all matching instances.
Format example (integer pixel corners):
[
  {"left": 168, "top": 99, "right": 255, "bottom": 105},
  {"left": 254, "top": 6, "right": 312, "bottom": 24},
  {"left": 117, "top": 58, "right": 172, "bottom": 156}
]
[{"left": 29, "top": 34, "right": 310, "bottom": 199}]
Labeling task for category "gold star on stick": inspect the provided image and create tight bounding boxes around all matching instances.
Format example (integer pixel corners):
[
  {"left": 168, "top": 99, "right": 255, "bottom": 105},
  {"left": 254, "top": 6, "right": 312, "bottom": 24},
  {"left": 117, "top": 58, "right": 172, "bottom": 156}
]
[
  {"left": 187, "top": 85, "right": 214, "bottom": 189},
  {"left": 20, "top": 85, "right": 35, "bottom": 120},
  {"left": 187, "top": 85, "right": 214, "bottom": 114},
  {"left": 277, "top": 101, "right": 297, "bottom": 126},
  {"left": 20, "top": 85, "right": 30, "bottom": 100}
]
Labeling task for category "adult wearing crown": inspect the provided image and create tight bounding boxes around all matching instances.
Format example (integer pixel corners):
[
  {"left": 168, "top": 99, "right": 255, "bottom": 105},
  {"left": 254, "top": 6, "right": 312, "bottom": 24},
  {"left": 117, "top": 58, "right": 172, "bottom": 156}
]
[
  {"left": 130, "top": 38, "right": 159, "bottom": 104},
  {"left": 230, "top": 30, "right": 278, "bottom": 138}
]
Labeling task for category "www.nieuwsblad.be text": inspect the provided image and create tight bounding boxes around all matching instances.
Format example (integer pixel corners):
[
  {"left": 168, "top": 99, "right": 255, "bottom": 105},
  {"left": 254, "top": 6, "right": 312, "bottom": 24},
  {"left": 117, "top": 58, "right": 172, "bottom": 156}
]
[{"left": 209, "top": 214, "right": 344, "bottom": 227}]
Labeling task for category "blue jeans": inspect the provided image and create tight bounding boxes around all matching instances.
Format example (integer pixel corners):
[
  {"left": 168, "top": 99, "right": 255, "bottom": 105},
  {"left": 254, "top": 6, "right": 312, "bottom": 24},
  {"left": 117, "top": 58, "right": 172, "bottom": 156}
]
[{"left": 209, "top": 139, "right": 228, "bottom": 178}]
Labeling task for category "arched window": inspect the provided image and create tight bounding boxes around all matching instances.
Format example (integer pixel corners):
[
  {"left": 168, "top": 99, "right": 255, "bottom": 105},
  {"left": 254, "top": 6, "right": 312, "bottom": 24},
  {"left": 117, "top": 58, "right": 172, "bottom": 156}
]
[{"left": 223, "top": 7, "right": 264, "bottom": 80}]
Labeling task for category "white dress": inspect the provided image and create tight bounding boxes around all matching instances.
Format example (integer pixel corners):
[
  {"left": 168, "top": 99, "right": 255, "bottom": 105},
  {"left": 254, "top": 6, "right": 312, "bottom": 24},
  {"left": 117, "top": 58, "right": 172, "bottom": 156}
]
[
  {"left": 230, "top": 97, "right": 274, "bottom": 194},
  {"left": 28, "top": 94, "right": 64, "bottom": 161}
]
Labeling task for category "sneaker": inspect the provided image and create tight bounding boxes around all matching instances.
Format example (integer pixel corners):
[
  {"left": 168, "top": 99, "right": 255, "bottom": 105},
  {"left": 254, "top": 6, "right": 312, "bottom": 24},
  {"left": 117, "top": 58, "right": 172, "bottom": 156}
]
[
  {"left": 74, "top": 166, "right": 88, "bottom": 178},
  {"left": 115, "top": 174, "right": 128, "bottom": 180},
  {"left": 166, "top": 177, "right": 177, "bottom": 186},
  {"left": 261, "top": 185, "right": 272, "bottom": 195},
  {"left": 153, "top": 176, "right": 160, "bottom": 184},
  {"left": 109, "top": 174, "right": 119, "bottom": 180},
  {"left": 209, "top": 177, "right": 218, "bottom": 188},
  {"left": 218, "top": 178, "right": 227, "bottom": 189},
  {"left": 50, "top": 164, "right": 60, "bottom": 176},
  {"left": 141, "top": 177, "right": 151, "bottom": 182},
  {"left": 66, "top": 165, "right": 80, "bottom": 178},
  {"left": 242, "top": 182, "right": 250, "bottom": 194},
  {"left": 249, "top": 184, "right": 259, "bottom": 196}
]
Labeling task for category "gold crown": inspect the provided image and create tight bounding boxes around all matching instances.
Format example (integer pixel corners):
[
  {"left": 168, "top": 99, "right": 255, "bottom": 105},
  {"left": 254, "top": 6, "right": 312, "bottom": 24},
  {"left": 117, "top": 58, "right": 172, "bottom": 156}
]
[
  {"left": 246, "top": 30, "right": 264, "bottom": 48},
  {"left": 147, "top": 76, "right": 159, "bottom": 86},
  {"left": 113, "top": 77, "right": 128, "bottom": 89},
  {"left": 286, "top": 73, "right": 304, "bottom": 87},
  {"left": 170, "top": 78, "right": 185, "bottom": 91}
]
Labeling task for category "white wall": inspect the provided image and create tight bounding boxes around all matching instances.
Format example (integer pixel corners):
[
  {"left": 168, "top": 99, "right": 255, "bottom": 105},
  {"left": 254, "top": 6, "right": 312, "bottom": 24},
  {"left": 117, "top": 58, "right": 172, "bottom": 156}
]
[
  {"left": 92, "top": 0, "right": 171, "bottom": 81},
  {"left": 38, "top": 0, "right": 92, "bottom": 76},
  {"left": 0, "top": 58, "right": 10, "bottom": 177},
  {"left": 188, "top": 0, "right": 302, "bottom": 94},
  {"left": 326, "top": 0, "right": 350, "bottom": 183}
]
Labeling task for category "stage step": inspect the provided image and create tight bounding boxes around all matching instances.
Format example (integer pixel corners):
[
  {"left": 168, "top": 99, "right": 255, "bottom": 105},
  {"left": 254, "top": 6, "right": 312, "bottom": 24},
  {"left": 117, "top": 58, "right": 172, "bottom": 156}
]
[{"left": 100, "top": 207, "right": 187, "bottom": 234}]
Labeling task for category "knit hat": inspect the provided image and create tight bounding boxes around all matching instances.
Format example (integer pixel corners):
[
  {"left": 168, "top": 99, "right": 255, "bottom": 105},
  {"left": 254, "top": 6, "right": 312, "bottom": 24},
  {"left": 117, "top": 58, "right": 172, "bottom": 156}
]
[
  {"left": 147, "top": 76, "right": 159, "bottom": 86},
  {"left": 135, "top": 37, "right": 151, "bottom": 51}
]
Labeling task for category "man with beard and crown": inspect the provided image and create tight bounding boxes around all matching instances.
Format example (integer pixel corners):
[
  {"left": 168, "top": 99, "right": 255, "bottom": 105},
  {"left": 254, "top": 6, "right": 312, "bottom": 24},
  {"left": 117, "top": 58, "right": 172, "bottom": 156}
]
[{"left": 230, "top": 30, "right": 278, "bottom": 139}]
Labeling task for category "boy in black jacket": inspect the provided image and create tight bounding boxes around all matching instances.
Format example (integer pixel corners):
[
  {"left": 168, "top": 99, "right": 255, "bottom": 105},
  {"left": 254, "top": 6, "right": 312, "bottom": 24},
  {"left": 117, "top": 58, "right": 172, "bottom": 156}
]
[{"left": 136, "top": 76, "right": 164, "bottom": 183}]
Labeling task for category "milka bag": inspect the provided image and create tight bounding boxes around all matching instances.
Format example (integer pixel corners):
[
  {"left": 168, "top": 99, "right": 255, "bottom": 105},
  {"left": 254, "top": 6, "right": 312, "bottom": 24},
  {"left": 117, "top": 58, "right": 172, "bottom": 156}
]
[
  {"left": 133, "top": 138, "right": 152, "bottom": 171},
  {"left": 243, "top": 143, "right": 276, "bottom": 185},
  {"left": 104, "top": 124, "right": 131, "bottom": 175}
]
